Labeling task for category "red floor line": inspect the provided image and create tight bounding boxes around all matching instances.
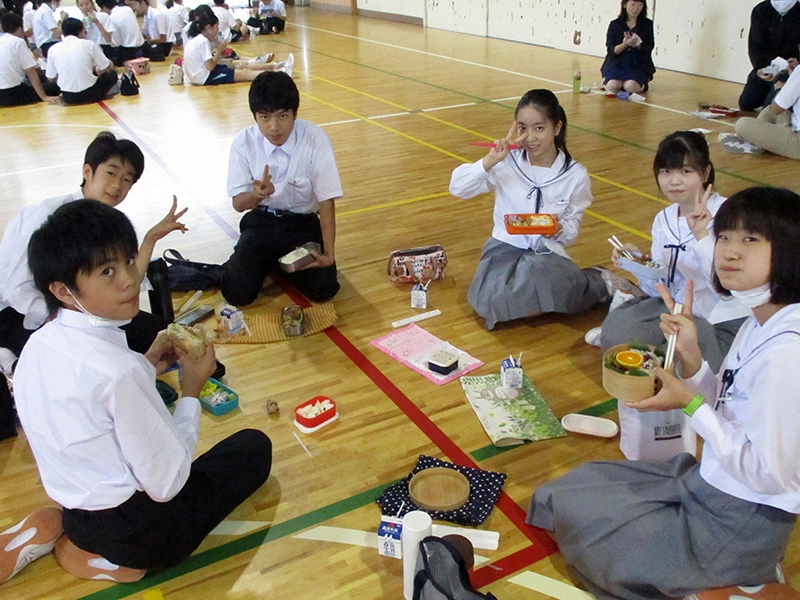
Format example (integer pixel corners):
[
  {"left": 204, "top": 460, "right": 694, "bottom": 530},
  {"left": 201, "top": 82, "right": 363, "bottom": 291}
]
[{"left": 100, "top": 103, "right": 558, "bottom": 582}]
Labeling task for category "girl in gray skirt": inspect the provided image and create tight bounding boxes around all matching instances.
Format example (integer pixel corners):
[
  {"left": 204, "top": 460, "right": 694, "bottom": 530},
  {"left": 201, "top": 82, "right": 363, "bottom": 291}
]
[
  {"left": 450, "top": 89, "right": 619, "bottom": 330},
  {"left": 528, "top": 187, "right": 800, "bottom": 599}
]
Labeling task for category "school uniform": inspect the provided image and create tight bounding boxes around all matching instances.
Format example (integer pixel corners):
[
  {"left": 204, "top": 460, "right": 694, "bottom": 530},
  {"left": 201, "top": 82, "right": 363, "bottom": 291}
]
[
  {"left": 221, "top": 120, "right": 343, "bottom": 305},
  {"left": 45, "top": 34, "right": 117, "bottom": 105},
  {"left": 142, "top": 5, "right": 174, "bottom": 55},
  {"left": 0, "top": 190, "right": 167, "bottom": 357},
  {"left": 163, "top": 2, "right": 188, "bottom": 45},
  {"left": 255, "top": 0, "right": 285, "bottom": 33},
  {"left": 527, "top": 304, "right": 800, "bottom": 599},
  {"left": 0, "top": 31, "right": 58, "bottom": 106},
  {"left": 81, "top": 11, "right": 115, "bottom": 61},
  {"left": 109, "top": 4, "right": 144, "bottom": 64},
  {"left": 14, "top": 308, "right": 272, "bottom": 570},
  {"left": 32, "top": 2, "right": 59, "bottom": 56},
  {"left": 182, "top": 34, "right": 232, "bottom": 85},
  {"left": 600, "top": 192, "right": 750, "bottom": 371},
  {"left": 211, "top": 5, "right": 238, "bottom": 43},
  {"left": 600, "top": 16, "right": 656, "bottom": 87},
  {"left": 449, "top": 150, "right": 607, "bottom": 330}
]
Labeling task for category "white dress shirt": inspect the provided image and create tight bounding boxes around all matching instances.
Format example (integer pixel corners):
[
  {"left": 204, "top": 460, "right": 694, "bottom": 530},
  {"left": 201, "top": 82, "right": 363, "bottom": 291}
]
[
  {"left": 0, "top": 191, "right": 82, "bottom": 330},
  {"left": 227, "top": 120, "right": 343, "bottom": 212},
  {"left": 449, "top": 150, "right": 592, "bottom": 259},
  {"left": 109, "top": 4, "right": 144, "bottom": 48},
  {"left": 45, "top": 35, "right": 111, "bottom": 93},
  {"left": 32, "top": 3, "right": 58, "bottom": 48},
  {"left": 258, "top": 0, "right": 285, "bottom": 17},
  {"left": 687, "top": 304, "right": 800, "bottom": 513},
  {"left": 211, "top": 5, "right": 237, "bottom": 41},
  {"left": 15, "top": 308, "right": 201, "bottom": 510},
  {"left": 142, "top": 6, "right": 174, "bottom": 42},
  {"left": 643, "top": 193, "right": 750, "bottom": 324},
  {"left": 775, "top": 65, "right": 800, "bottom": 132},
  {"left": 82, "top": 11, "right": 115, "bottom": 47},
  {"left": 0, "top": 32, "right": 37, "bottom": 89}
]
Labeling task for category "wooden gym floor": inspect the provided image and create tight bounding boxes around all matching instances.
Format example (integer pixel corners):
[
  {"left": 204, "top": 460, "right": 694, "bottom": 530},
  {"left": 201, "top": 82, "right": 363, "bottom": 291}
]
[{"left": 1, "top": 5, "right": 800, "bottom": 599}]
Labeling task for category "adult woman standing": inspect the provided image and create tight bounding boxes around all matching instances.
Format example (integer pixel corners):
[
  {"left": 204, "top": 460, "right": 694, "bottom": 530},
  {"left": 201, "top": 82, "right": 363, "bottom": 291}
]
[{"left": 601, "top": 0, "right": 655, "bottom": 94}]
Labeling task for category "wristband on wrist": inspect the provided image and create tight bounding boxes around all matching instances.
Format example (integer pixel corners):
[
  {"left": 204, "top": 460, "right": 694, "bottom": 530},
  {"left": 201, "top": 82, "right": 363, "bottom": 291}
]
[{"left": 682, "top": 394, "right": 704, "bottom": 417}]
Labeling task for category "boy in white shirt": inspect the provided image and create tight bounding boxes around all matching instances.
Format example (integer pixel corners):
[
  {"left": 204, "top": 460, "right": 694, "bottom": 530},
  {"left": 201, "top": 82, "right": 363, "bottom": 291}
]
[
  {"left": 253, "top": 0, "right": 284, "bottom": 34},
  {"left": 45, "top": 17, "right": 117, "bottom": 104},
  {"left": 32, "top": 0, "right": 63, "bottom": 56},
  {"left": 0, "top": 12, "right": 60, "bottom": 105},
  {"left": 128, "top": 0, "right": 174, "bottom": 56},
  {"left": 0, "top": 199, "right": 271, "bottom": 584},
  {"left": 211, "top": 0, "right": 247, "bottom": 43},
  {"left": 97, "top": 0, "right": 143, "bottom": 65}
]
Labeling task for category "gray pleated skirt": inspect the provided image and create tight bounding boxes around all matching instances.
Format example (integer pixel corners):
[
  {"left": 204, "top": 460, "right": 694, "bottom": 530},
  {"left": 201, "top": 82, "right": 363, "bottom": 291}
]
[
  {"left": 468, "top": 238, "right": 608, "bottom": 330},
  {"left": 527, "top": 454, "right": 795, "bottom": 600},
  {"left": 599, "top": 296, "right": 747, "bottom": 372}
]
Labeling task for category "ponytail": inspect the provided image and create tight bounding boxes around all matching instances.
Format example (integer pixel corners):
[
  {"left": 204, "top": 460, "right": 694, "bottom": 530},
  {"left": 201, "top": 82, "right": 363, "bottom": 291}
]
[{"left": 187, "top": 4, "right": 216, "bottom": 38}]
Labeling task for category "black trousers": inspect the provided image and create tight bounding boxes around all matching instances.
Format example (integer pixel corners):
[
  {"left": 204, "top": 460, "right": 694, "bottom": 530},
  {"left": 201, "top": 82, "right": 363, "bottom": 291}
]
[
  {"left": 220, "top": 209, "right": 340, "bottom": 306},
  {"left": 0, "top": 77, "right": 60, "bottom": 106},
  {"left": 62, "top": 70, "right": 119, "bottom": 105},
  {"left": 62, "top": 429, "right": 272, "bottom": 570},
  {"left": 738, "top": 69, "right": 775, "bottom": 112}
]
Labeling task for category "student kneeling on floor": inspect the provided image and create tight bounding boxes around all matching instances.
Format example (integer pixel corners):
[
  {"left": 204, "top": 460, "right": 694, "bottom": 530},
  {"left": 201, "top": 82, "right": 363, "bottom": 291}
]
[
  {"left": 0, "top": 200, "right": 272, "bottom": 585},
  {"left": 45, "top": 17, "right": 118, "bottom": 105}
]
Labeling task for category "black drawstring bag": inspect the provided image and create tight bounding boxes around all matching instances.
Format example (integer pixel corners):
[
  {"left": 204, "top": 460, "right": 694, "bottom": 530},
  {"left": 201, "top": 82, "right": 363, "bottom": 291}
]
[
  {"left": 120, "top": 70, "right": 139, "bottom": 96},
  {"left": 413, "top": 536, "right": 497, "bottom": 600},
  {"left": 162, "top": 249, "right": 224, "bottom": 292}
]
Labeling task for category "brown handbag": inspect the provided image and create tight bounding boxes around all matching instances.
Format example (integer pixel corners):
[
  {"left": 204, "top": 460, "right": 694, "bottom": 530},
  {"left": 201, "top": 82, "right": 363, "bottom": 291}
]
[{"left": 387, "top": 246, "right": 447, "bottom": 283}]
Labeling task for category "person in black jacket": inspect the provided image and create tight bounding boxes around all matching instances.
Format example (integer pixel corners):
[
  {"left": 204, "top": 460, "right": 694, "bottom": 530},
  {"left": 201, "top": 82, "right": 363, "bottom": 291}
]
[
  {"left": 738, "top": 0, "right": 800, "bottom": 112},
  {"left": 600, "top": 0, "right": 655, "bottom": 94}
]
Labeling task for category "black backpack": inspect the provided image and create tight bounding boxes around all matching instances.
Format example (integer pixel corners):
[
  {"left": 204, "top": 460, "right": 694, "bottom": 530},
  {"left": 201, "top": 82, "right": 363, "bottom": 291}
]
[{"left": 120, "top": 70, "right": 139, "bottom": 96}]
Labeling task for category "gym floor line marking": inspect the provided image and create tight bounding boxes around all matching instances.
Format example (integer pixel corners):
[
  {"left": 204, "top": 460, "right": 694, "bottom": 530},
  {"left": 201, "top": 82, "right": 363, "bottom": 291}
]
[
  {"left": 97, "top": 105, "right": 561, "bottom": 595},
  {"left": 279, "top": 43, "right": 765, "bottom": 188},
  {"left": 294, "top": 22, "right": 736, "bottom": 126}
]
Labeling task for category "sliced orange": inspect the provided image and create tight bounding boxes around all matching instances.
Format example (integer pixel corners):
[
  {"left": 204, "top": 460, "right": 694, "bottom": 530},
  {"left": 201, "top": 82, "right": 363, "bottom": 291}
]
[{"left": 615, "top": 350, "right": 644, "bottom": 369}]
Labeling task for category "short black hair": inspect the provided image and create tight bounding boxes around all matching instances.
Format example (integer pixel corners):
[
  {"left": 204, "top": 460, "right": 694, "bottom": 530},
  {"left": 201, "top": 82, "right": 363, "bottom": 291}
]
[
  {"left": 82, "top": 131, "right": 145, "bottom": 186},
  {"left": 249, "top": 71, "right": 300, "bottom": 117},
  {"left": 1, "top": 11, "right": 23, "bottom": 33},
  {"left": 96, "top": 0, "right": 116, "bottom": 11},
  {"left": 61, "top": 16, "right": 84, "bottom": 37},
  {"left": 187, "top": 4, "right": 217, "bottom": 38},
  {"left": 712, "top": 187, "right": 800, "bottom": 304},
  {"left": 28, "top": 200, "right": 139, "bottom": 314},
  {"left": 653, "top": 131, "right": 715, "bottom": 186}
]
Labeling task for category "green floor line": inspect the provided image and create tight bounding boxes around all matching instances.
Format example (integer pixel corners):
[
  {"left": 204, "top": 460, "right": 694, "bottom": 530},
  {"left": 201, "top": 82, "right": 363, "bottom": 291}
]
[
  {"left": 79, "top": 482, "right": 395, "bottom": 600},
  {"left": 469, "top": 398, "right": 618, "bottom": 461},
  {"left": 271, "top": 37, "right": 770, "bottom": 190}
]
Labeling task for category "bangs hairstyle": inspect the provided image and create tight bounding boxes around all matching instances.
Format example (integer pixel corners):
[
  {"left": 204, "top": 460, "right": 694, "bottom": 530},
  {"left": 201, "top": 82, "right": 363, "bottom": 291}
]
[
  {"left": 28, "top": 200, "right": 139, "bottom": 314},
  {"left": 619, "top": 0, "right": 647, "bottom": 20},
  {"left": 653, "top": 131, "right": 715, "bottom": 186},
  {"left": 249, "top": 71, "right": 300, "bottom": 117},
  {"left": 712, "top": 187, "right": 800, "bottom": 304},
  {"left": 82, "top": 131, "right": 145, "bottom": 186},
  {"left": 515, "top": 89, "right": 571, "bottom": 173}
]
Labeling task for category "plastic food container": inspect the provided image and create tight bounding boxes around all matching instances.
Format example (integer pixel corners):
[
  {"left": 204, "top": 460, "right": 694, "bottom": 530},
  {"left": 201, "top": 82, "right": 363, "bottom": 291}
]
[
  {"left": 602, "top": 344, "right": 662, "bottom": 403},
  {"left": 282, "top": 305, "right": 305, "bottom": 337},
  {"left": 294, "top": 395, "right": 338, "bottom": 433},
  {"left": 503, "top": 214, "right": 558, "bottom": 235},
  {"left": 618, "top": 253, "right": 667, "bottom": 281},
  {"left": 428, "top": 349, "right": 459, "bottom": 375},
  {"left": 198, "top": 378, "right": 239, "bottom": 416},
  {"left": 279, "top": 242, "right": 322, "bottom": 273}
]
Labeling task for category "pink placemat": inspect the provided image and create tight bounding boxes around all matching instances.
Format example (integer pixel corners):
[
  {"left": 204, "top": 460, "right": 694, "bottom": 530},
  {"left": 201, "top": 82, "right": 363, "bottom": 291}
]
[{"left": 370, "top": 324, "right": 484, "bottom": 385}]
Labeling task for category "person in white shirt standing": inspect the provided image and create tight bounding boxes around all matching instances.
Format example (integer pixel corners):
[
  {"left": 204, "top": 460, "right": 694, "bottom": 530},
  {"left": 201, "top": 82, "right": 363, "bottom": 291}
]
[
  {"left": 45, "top": 17, "right": 117, "bottom": 104},
  {"left": 76, "top": 0, "right": 115, "bottom": 61},
  {"left": 0, "top": 12, "right": 60, "bottom": 106},
  {"left": 32, "top": 0, "right": 62, "bottom": 56}
]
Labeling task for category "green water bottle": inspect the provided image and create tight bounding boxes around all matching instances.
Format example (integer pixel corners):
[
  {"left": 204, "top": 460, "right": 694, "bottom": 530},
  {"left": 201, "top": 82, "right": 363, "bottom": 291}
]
[{"left": 573, "top": 70, "right": 582, "bottom": 94}]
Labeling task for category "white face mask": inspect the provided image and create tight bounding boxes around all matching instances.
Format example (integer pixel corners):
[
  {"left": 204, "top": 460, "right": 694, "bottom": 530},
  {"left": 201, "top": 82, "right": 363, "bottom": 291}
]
[
  {"left": 66, "top": 288, "right": 132, "bottom": 328},
  {"left": 771, "top": 0, "right": 797, "bottom": 15},
  {"left": 730, "top": 283, "right": 772, "bottom": 309}
]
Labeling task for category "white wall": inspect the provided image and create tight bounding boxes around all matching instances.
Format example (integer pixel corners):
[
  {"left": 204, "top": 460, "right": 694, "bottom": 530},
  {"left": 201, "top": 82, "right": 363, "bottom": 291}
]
[{"left": 355, "top": 0, "right": 760, "bottom": 83}]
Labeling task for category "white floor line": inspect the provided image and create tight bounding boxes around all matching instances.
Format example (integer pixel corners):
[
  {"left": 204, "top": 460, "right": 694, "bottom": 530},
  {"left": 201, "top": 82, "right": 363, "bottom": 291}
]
[
  {"left": 508, "top": 571, "right": 594, "bottom": 600},
  {"left": 421, "top": 102, "right": 477, "bottom": 112},
  {"left": 295, "top": 23, "right": 737, "bottom": 127},
  {"left": 0, "top": 161, "right": 81, "bottom": 179}
]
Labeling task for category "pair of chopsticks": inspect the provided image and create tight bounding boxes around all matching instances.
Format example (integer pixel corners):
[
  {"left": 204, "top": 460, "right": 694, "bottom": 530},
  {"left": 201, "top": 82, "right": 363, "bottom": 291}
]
[
  {"left": 663, "top": 302, "right": 684, "bottom": 372},
  {"left": 607, "top": 235, "right": 636, "bottom": 261}
]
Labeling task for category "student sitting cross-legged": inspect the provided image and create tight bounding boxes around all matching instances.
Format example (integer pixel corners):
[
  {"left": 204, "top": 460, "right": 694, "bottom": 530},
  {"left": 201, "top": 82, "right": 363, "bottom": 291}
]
[
  {"left": 0, "top": 12, "right": 60, "bottom": 106},
  {"left": 44, "top": 17, "right": 118, "bottom": 105},
  {"left": 0, "top": 200, "right": 272, "bottom": 585}
]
